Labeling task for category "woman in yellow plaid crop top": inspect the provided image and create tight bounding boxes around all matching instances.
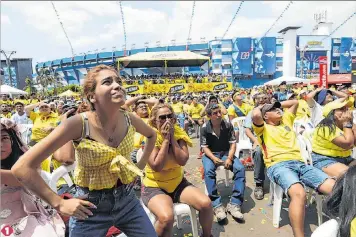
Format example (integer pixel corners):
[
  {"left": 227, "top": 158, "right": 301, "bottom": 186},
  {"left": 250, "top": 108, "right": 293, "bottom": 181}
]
[
  {"left": 141, "top": 103, "right": 213, "bottom": 237},
  {"left": 11, "top": 65, "right": 158, "bottom": 237}
]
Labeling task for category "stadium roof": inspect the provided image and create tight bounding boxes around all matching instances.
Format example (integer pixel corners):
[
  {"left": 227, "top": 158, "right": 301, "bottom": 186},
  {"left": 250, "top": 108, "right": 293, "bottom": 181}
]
[{"left": 117, "top": 51, "right": 209, "bottom": 68}]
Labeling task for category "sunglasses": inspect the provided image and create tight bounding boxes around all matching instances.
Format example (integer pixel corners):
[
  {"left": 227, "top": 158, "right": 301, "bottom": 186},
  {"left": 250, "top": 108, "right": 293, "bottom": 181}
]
[{"left": 158, "top": 114, "right": 173, "bottom": 120}]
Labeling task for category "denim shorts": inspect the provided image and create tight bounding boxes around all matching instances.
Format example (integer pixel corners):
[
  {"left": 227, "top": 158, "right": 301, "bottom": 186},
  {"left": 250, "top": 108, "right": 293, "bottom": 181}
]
[
  {"left": 69, "top": 184, "right": 157, "bottom": 237},
  {"left": 311, "top": 152, "right": 354, "bottom": 170},
  {"left": 267, "top": 160, "right": 329, "bottom": 196}
]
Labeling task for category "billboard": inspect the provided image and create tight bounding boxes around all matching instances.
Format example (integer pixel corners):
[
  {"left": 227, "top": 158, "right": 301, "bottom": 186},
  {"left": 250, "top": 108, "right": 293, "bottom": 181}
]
[
  {"left": 254, "top": 37, "right": 276, "bottom": 75},
  {"left": 352, "top": 56, "right": 356, "bottom": 83},
  {"left": 339, "top": 37, "right": 352, "bottom": 73},
  {"left": 296, "top": 51, "right": 326, "bottom": 79},
  {"left": 232, "top": 37, "right": 253, "bottom": 75},
  {"left": 298, "top": 36, "right": 331, "bottom": 51},
  {"left": 2, "top": 67, "right": 17, "bottom": 87},
  {"left": 319, "top": 56, "right": 328, "bottom": 88}
]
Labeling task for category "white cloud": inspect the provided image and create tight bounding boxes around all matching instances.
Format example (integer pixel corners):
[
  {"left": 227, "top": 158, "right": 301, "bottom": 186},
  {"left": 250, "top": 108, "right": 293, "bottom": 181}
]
[{"left": 1, "top": 15, "right": 11, "bottom": 25}]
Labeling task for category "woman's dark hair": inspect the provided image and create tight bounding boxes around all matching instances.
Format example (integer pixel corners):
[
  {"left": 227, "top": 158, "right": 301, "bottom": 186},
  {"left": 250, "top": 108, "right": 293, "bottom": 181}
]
[
  {"left": 1, "top": 128, "right": 24, "bottom": 170},
  {"left": 325, "top": 165, "right": 356, "bottom": 237},
  {"left": 316, "top": 110, "right": 336, "bottom": 137}
]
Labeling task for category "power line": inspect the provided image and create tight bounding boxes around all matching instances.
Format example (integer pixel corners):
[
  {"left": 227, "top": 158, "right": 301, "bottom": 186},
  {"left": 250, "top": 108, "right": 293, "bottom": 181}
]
[
  {"left": 119, "top": 1, "right": 127, "bottom": 54},
  {"left": 321, "top": 11, "right": 356, "bottom": 41},
  {"left": 222, "top": 1, "right": 245, "bottom": 39},
  {"left": 258, "top": 1, "right": 293, "bottom": 43},
  {"left": 50, "top": 1, "right": 75, "bottom": 57},
  {"left": 187, "top": 1, "right": 196, "bottom": 46}
]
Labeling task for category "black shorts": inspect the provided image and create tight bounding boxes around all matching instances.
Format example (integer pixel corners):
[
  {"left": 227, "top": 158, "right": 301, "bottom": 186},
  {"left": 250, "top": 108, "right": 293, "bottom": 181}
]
[{"left": 141, "top": 178, "right": 193, "bottom": 206}]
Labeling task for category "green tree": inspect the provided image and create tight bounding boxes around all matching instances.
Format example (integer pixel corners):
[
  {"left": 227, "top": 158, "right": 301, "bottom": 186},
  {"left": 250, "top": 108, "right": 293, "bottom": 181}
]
[{"left": 23, "top": 76, "right": 37, "bottom": 94}]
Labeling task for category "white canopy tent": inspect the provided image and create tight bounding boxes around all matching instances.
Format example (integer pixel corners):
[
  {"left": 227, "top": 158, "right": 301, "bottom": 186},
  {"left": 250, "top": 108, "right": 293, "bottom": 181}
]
[
  {"left": 264, "top": 76, "right": 311, "bottom": 86},
  {"left": 117, "top": 51, "right": 210, "bottom": 68},
  {"left": 0, "top": 85, "right": 28, "bottom": 96}
]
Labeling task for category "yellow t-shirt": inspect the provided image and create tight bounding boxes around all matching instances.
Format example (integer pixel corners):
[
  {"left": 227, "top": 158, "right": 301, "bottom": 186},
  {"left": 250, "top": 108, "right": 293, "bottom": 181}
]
[
  {"left": 133, "top": 117, "right": 149, "bottom": 149},
  {"left": 0, "top": 100, "right": 13, "bottom": 105},
  {"left": 143, "top": 125, "right": 192, "bottom": 193},
  {"left": 253, "top": 110, "right": 303, "bottom": 168},
  {"left": 227, "top": 103, "right": 252, "bottom": 118},
  {"left": 312, "top": 126, "right": 352, "bottom": 158},
  {"left": 30, "top": 111, "right": 59, "bottom": 142},
  {"left": 171, "top": 102, "right": 183, "bottom": 114},
  {"left": 29, "top": 99, "right": 40, "bottom": 104},
  {"left": 1, "top": 112, "right": 12, "bottom": 119},
  {"left": 14, "top": 99, "right": 29, "bottom": 105},
  {"left": 189, "top": 103, "right": 204, "bottom": 119},
  {"left": 183, "top": 104, "right": 190, "bottom": 114},
  {"left": 351, "top": 218, "right": 356, "bottom": 237},
  {"left": 296, "top": 100, "right": 310, "bottom": 120}
]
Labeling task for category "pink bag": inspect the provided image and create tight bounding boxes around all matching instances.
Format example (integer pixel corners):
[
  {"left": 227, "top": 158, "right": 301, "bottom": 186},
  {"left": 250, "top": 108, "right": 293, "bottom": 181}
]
[{"left": 0, "top": 187, "right": 65, "bottom": 237}]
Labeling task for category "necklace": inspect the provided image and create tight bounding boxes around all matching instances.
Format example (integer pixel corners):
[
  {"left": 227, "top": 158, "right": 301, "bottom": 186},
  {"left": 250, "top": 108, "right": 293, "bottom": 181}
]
[{"left": 95, "top": 113, "right": 118, "bottom": 143}]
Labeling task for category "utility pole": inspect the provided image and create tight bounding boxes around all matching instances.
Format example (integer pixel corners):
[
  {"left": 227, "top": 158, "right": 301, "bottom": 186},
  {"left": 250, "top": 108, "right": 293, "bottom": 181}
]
[{"left": 0, "top": 50, "right": 16, "bottom": 87}]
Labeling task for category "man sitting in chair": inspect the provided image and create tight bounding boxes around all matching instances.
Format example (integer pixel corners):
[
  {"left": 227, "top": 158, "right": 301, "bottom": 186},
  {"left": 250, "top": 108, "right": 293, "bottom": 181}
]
[
  {"left": 201, "top": 103, "right": 246, "bottom": 222},
  {"left": 251, "top": 100, "right": 335, "bottom": 237}
]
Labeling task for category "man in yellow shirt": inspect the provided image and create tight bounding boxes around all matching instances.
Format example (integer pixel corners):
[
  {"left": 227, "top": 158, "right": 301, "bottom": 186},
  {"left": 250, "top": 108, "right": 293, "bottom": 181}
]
[
  {"left": 171, "top": 96, "right": 185, "bottom": 128},
  {"left": 25, "top": 101, "right": 59, "bottom": 145},
  {"left": 252, "top": 100, "right": 335, "bottom": 237},
  {"left": 186, "top": 96, "right": 204, "bottom": 138},
  {"left": 228, "top": 92, "right": 253, "bottom": 121}
]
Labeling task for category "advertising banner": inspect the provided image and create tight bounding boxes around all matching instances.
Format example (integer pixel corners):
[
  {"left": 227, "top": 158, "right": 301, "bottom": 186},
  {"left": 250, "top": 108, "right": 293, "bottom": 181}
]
[
  {"left": 254, "top": 37, "right": 276, "bottom": 75},
  {"left": 352, "top": 56, "right": 356, "bottom": 84},
  {"left": 296, "top": 51, "right": 326, "bottom": 79},
  {"left": 232, "top": 37, "right": 253, "bottom": 75},
  {"left": 319, "top": 56, "right": 328, "bottom": 88},
  {"left": 123, "top": 85, "right": 144, "bottom": 94},
  {"left": 140, "top": 82, "right": 233, "bottom": 94},
  {"left": 298, "top": 36, "right": 331, "bottom": 51},
  {"left": 2, "top": 67, "right": 17, "bottom": 87},
  {"left": 339, "top": 37, "right": 352, "bottom": 73}
]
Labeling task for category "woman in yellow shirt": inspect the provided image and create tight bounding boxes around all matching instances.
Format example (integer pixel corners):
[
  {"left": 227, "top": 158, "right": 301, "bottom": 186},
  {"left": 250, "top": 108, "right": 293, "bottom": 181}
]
[
  {"left": 142, "top": 103, "right": 213, "bottom": 237},
  {"left": 311, "top": 100, "right": 355, "bottom": 178},
  {"left": 325, "top": 165, "right": 356, "bottom": 237},
  {"left": 12, "top": 65, "right": 158, "bottom": 236}
]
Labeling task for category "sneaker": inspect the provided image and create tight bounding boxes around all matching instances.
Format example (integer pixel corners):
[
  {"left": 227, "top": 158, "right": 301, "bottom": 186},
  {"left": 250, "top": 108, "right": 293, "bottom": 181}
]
[
  {"left": 226, "top": 203, "right": 244, "bottom": 221},
  {"left": 213, "top": 206, "right": 227, "bottom": 222},
  {"left": 254, "top": 186, "right": 264, "bottom": 200}
]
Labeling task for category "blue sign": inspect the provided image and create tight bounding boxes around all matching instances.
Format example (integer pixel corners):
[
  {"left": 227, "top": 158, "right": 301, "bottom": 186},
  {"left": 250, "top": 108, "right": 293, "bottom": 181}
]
[
  {"left": 296, "top": 51, "right": 326, "bottom": 79},
  {"left": 232, "top": 37, "right": 252, "bottom": 75},
  {"left": 254, "top": 37, "right": 276, "bottom": 75},
  {"left": 340, "top": 37, "right": 352, "bottom": 73}
]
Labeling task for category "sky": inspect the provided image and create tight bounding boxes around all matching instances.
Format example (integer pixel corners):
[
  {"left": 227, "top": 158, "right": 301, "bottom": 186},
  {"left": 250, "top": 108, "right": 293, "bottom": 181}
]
[{"left": 1, "top": 1, "right": 356, "bottom": 67}]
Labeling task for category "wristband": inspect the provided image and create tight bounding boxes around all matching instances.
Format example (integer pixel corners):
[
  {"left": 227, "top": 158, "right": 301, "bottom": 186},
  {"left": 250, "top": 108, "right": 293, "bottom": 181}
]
[{"left": 343, "top": 123, "right": 353, "bottom": 129}]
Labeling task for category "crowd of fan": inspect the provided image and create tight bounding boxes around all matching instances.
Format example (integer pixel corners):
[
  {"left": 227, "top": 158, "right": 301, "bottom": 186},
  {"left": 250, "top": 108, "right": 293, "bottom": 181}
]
[{"left": 1, "top": 65, "right": 356, "bottom": 237}]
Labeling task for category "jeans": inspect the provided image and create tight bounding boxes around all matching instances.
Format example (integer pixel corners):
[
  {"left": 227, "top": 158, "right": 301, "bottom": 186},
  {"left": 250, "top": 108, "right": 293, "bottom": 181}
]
[
  {"left": 267, "top": 160, "right": 329, "bottom": 197},
  {"left": 177, "top": 113, "right": 185, "bottom": 129},
  {"left": 69, "top": 184, "right": 157, "bottom": 237},
  {"left": 311, "top": 152, "right": 354, "bottom": 170},
  {"left": 252, "top": 145, "right": 265, "bottom": 185},
  {"left": 202, "top": 152, "right": 246, "bottom": 208}
]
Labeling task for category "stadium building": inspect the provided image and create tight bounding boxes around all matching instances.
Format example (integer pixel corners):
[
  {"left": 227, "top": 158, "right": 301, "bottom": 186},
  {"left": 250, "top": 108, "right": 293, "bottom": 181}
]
[{"left": 34, "top": 21, "right": 355, "bottom": 88}]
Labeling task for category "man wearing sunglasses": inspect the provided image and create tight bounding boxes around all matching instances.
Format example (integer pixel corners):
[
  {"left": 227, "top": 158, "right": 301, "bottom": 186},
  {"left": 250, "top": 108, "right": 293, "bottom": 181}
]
[{"left": 200, "top": 103, "right": 246, "bottom": 222}]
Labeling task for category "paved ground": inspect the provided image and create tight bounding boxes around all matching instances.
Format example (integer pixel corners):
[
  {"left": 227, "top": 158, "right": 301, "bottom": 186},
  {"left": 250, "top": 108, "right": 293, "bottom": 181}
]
[{"left": 145, "top": 138, "right": 321, "bottom": 237}]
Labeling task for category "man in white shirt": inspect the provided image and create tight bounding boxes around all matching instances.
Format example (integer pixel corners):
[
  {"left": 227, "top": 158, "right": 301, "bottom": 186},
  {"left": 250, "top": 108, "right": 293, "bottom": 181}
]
[{"left": 11, "top": 102, "right": 31, "bottom": 125}]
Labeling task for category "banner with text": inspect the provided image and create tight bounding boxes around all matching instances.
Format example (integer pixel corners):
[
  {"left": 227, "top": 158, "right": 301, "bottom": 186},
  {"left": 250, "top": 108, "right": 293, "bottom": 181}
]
[
  {"left": 232, "top": 37, "right": 253, "bottom": 75},
  {"left": 339, "top": 37, "right": 353, "bottom": 73},
  {"left": 126, "top": 82, "right": 233, "bottom": 94},
  {"left": 319, "top": 56, "right": 328, "bottom": 88}
]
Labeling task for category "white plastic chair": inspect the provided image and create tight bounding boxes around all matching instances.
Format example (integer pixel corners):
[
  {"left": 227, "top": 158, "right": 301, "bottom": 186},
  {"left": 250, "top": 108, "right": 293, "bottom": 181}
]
[
  {"left": 231, "top": 117, "right": 253, "bottom": 158},
  {"left": 204, "top": 165, "right": 230, "bottom": 195},
  {"left": 17, "top": 124, "right": 33, "bottom": 145},
  {"left": 311, "top": 219, "right": 339, "bottom": 237},
  {"left": 136, "top": 149, "right": 199, "bottom": 237},
  {"left": 268, "top": 134, "right": 324, "bottom": 228}
]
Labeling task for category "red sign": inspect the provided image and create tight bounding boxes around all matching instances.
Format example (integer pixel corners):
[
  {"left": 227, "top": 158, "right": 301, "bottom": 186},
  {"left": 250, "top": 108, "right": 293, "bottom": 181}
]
[
  {"left": 319, "top": 56, "right": 328, "bottom": 88},
  {"left": 1, "top": 225, "right": 14, "bottom": 236}
]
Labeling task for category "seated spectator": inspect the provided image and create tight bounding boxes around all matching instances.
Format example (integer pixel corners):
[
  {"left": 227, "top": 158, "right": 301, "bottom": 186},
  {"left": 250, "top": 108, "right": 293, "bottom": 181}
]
[
  {"left": 185, "top": 97, "right": 205, "bottom": 138},
  {"left": 324, "top": 165, "right": 356, "bottom": 237},
  {"left": 142, "top": 103, "right": 213, "bottom": 237},
  {"left": 201, "top": 103, "right": 246, "bottom": 222},
  {"left": 252, "top": 100, "right": 336, "bottom": 237},
  {"left": 228, "top": 91, "right": 253, "bottom": 121},
  {"left": 24, "top": 101, "right": 59, "bottom": 146},
  {"left": 311, "top": 99, "right": 355, "bottom": 178},
  {"left": 1, "top": 118, "right": 65, "bottom": 236}
]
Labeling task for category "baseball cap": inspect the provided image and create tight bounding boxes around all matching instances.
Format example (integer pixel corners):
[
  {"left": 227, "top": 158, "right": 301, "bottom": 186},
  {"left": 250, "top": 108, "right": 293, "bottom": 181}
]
[
  {"left": 322, "top": 99, "right": 353, "bottom": 117},
  {"left": 261, "top": 102, "right": 282, "bottom": 118},
  {"left": 316, "top": 89, "right": 332, "bottom": 105},
  {"left": 279, "top": 81, "right": 287, "bottom": 86}
]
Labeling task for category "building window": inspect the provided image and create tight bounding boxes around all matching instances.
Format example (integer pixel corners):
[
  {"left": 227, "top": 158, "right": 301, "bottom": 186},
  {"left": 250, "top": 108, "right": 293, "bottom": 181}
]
[{"left": 332, "top": 60, "right": 339, "bottom": 70}]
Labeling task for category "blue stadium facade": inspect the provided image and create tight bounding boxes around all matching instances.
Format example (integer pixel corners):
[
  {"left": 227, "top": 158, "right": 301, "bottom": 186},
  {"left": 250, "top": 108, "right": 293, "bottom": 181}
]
[{"left": 35, "top": 36, "right": 355, "bottom": 88}]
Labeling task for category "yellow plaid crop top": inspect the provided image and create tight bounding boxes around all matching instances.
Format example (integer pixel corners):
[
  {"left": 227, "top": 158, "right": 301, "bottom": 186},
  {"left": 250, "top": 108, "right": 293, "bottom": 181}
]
[{"left": 73, "top": 111, "right": 143, "bottom": 191}]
